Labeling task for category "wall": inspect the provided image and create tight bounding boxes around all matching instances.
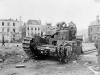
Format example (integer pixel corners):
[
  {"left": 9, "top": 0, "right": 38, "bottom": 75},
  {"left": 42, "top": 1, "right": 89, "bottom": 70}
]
[
  {"left": 0, "top": 19, "right": 23, "bottom": 42},
  {"left": 88, "top": 25, "right": 100, "bottom": 42},
  {"left": 26, "top": 25, "right": 41, "bottom": 37}
]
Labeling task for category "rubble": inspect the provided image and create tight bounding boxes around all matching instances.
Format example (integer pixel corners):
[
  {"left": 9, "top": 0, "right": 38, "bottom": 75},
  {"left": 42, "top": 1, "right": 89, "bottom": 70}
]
[
  {"left": 15, "top": 64, "right": 26, "bottom": 68},
  {"left": 0, "top": 43, "right": 97, "bottom": 75},
  {"left": 0, "top": 46, "right": 30, "bottom": 68},
  {"left": 93, "top": 66, "right": 100, "bottom": 72},
  {"left": 0, "top": 59, "right": 3, "bottom": 62},
  {"left": 6, "top": 72, "right": 18, "bottom": 75}
]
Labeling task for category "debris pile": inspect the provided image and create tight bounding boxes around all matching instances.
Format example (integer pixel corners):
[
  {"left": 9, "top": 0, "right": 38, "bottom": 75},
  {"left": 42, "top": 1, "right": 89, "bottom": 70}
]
[{"left": 0, "top": 46, "right": 29, "bottom": 66}]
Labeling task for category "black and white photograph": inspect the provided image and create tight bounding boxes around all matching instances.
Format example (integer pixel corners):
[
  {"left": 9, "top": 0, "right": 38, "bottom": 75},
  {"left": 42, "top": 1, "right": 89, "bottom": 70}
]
[{"left": 0, "top": 0, "right": 100, "bottom": 75}]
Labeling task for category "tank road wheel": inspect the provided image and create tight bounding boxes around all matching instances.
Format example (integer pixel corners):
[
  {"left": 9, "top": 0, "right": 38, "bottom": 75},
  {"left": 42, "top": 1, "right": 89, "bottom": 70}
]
[
  {"left": 58, "top": 47, "right": 69, "bottom": 63},
  {"left": 63, "top": 48, "right": 69, "bottom": 63},
  {"left": 57, "top": 48, "right": 62, "bottom": 61},
  {"left": 63, "top": 48, "right": 70, "bottom": 63},
  {"left": 59, "top": 47, "right": 64, "bottom": 62},
  {"left": 61, "top": 46, "right": 72, "bottom": 63},
  {"left": 22, "top": 37, "right": 34, "bottom": 59}
]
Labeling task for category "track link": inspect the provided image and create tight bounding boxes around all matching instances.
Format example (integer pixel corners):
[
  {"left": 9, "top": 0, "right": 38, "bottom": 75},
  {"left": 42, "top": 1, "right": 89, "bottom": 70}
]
[{"left": 22, "top": 37, "right": 34, "bottom": 58}]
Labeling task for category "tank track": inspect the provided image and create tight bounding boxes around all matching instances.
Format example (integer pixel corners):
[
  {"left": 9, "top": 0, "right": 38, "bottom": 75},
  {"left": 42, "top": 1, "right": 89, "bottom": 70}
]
[{"left": 22, "top": 37, "right": 34, "bottom": 59}]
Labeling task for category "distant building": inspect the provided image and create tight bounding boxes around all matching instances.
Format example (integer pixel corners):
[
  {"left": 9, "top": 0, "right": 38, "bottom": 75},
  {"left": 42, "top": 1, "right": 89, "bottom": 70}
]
[
  {"left": 0, "top": 18, "right": 23, "bottom": 42},
  {"left": 45, "top": 23, "right": 57, "bottom": 35},
  {"left": 77, "top": 29, "right": 88, "bottom": 42},
  {"left": 26, "top": 20, "right": 41, "bottom": 37},
  {"left": 88, "top": 15, "right": 100, "bottom": 42},
  {"left": 76, "top": 31, "right": 83, "bottom": 41},
  {"left": 41, "top": 25, "right": 46, "bottom": 35},
  {"left": 76, "top": 35, "right": 83, "bottom": 41},
  {"left": 82, "top": 29, "right": 88, "bottom": 42}
]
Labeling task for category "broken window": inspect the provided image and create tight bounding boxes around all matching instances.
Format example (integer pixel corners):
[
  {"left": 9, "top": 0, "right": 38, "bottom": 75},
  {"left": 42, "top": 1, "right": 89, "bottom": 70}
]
[
  {"left": 2, "top": 22, "right": 4, "bottom": 26},
  {"left": 13, "top": 29, "right": 15, "bottom": 32},
  {"left": 13, "top": 23, "right": 15, "bottom": 26}
]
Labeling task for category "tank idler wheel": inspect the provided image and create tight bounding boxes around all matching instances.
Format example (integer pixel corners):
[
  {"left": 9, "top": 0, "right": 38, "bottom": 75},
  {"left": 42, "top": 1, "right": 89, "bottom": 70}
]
[{"left": 24, "top": 48, "right": 34, "bottom": 59}]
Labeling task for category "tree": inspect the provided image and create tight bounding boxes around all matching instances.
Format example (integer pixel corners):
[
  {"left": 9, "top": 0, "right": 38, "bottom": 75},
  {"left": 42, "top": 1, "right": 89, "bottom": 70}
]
[
  {"left": 22, "top": 24, "right": 26, "bottom": 39},
  {"left": 18, "top": 23, "right": 26, "bottom": 40}
]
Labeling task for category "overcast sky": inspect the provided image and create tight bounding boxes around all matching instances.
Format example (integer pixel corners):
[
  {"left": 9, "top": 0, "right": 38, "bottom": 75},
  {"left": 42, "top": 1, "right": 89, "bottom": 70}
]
[{"left": 0, "top": 0, "right": 100, "bottom": 30}]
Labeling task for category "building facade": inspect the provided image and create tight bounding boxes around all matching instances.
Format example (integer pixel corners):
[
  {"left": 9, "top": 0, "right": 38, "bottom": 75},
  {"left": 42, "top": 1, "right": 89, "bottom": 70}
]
[
  {"left": 88, "top": 15, "right": 100, "bottom": 42},
  {"left": 0, "top": 19, "right": 23, "bottom": 42},
  {"left": 26, "top": 20, "right": 41, "bottom": 37}
]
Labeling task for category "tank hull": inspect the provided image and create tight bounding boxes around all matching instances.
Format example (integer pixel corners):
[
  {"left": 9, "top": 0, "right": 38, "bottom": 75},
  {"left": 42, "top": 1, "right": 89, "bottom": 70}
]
[{"left": 22, "top": 37, "right": 83, "bottom": 63}]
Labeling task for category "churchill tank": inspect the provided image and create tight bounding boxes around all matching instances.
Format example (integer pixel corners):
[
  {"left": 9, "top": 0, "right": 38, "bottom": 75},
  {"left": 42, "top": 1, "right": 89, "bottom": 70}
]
[{"left": 22, "top": 21, "right": 83, "bottom": 63}]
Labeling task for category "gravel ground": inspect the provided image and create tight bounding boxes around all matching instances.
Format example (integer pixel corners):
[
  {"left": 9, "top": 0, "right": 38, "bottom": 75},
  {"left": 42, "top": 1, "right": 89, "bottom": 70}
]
[
  {"left": 0, "top": 60, "right": 94, "bottom": 75},
  {"left": 0, "top": 43, "right": 97, "bottom": 75},
  {"left": 82, "top": 43, "right": 96, "bottom": 51}
]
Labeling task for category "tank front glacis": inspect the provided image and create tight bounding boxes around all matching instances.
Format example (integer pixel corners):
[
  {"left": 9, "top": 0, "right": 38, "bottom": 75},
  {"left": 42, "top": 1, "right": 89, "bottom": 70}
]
[{"left": 36, "top": 45, "right": 56, "bottom": 56}]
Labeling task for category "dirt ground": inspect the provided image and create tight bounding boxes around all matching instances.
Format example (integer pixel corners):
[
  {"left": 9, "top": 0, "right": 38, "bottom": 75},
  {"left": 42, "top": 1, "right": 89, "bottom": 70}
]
[
  {"left": 0, "top": 60, "right": 94, "bottom": 75},
  {"left": 0, "top": 43, "right": 98, "bottom": 75}
]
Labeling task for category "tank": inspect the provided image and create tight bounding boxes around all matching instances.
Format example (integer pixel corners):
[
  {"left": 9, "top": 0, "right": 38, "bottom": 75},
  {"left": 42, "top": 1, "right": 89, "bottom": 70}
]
[{"left": 22, "top": 21, "right": 83, "bottom": 63}]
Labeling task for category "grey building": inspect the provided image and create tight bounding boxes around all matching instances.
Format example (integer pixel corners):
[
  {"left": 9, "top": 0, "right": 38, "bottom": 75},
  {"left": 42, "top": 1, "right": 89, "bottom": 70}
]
[{"left": 88, "top": 15, "right": 100, "bottom": 42}]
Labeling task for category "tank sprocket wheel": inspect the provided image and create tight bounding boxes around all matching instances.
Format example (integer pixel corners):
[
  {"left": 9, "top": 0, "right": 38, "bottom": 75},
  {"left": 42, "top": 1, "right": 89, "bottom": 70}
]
[
  {"left": 58, "top": 47, "right": 69, "bottom": 63},
  {"left": 22, "top": 37, "right": 34, "bottom": 59},
  {"left": 62, "top": 51, "right": 69, "bottom": 63}
]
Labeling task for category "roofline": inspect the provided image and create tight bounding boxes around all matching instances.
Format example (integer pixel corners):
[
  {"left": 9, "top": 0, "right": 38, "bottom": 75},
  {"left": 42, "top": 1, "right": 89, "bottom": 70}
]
[
  {"left": 0, "top": 19, "right": 20, "bottom": 22},
  {"left": 26, "top": 24, "right": 41, "bottom": 26},
  {"left": 89, "top": 24, "right": 100, "bottom": 27},
  {"left": 27, "top": 19, "right": 41, "bottom": 25}
]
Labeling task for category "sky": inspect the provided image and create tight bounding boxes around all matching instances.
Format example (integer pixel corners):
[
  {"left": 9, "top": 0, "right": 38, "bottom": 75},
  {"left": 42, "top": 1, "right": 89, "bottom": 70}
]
[{"left": 0, "top": 0, "right": 100, "bottom": 30}]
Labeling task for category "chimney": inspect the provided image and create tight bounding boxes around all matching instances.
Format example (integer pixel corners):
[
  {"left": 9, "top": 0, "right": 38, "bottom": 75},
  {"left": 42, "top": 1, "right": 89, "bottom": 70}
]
[
  {"left": 20, "top": 16, "right": 22, "bottom": 21},
  {"left": 96, "top": 15, "right": 99, "bottom": 23},
  {"left": 24, "top": 22, "right": 26, "bottom": 25},
  {"left": 38, "top": 19, "right": 41, "bottom": 25}
]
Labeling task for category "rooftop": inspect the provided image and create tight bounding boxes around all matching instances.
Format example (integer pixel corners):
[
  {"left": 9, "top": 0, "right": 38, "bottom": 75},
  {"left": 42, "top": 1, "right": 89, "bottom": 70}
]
[
  {"left": 89, "top": 15, "right": 100, "bottom": 26},
  {"left": 27, "top": 20, "right": 41, "bottom": 25},
  {"left": 0, "top": 19, "right": 19, "bottom": 22},
  {"left": 90, "top": 20, "right": 100, "bottom": 26}
]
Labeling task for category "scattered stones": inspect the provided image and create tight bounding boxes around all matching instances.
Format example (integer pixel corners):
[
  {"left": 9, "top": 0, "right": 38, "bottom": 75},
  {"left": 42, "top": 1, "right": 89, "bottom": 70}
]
[
  {"left": 83, "top": 61, "right": 95, "bottom": 67},
  {"left": 0, "top": 58, "right": 3, "bottom": 62},
  {"left": 11, "top": 73, "right": 18, "bottom": 75},
  {"left": 3, "top": 54, "right": 28, "bottom": 65},
  {"left": 88, "top": 66, "right": 100, "bottom": 75},
  {"left": 72, "top": 60, "right": 77, "bottom": 63},
  {"left": 0, "top": 45, "right": 30, "bottom": 66},
  {"left": 93, "top": 66, "right": 100, "bottom": 72},
  {"left": 6, "top": 72, "right": 18, "bottom": 75}
]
